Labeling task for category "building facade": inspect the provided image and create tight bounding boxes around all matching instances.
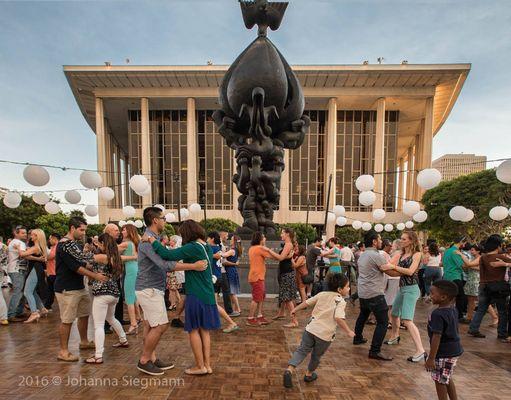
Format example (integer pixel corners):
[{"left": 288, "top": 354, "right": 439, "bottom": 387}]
[
  {"left": 65, "top": 64, "right": 470, "bottom": 236},
  {"left": 432, "top": 153, "right": 486, "bottom": 181}
]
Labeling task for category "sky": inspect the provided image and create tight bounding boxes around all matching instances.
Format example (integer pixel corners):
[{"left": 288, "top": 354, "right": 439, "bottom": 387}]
[{"left": 0, "top": 0, "right": 510, "bottom": 221}]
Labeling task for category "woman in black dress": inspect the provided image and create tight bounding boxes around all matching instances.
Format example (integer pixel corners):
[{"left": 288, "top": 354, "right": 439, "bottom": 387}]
[{"left": 268, "top": 228, "right": 297, "bottom": 328}]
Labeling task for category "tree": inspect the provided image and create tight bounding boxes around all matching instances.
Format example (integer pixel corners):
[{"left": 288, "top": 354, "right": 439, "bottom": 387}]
[
  {"left": 200, "top": 218, "right": 239, "bottom": 233},
  {"left": 420, "top": 169, "right": 511, "bottom": 243},
  {"left": 35, "top": 212, "right": 70, "bottom": 237},
  {"left": 280, "top": 223, "right": 317, "bottom": 246},
  {"left": 87, "top": 224, "right": 106, "bottom": 237},
  {"left": 335, "top": 227, "right": 363, "bottom": 245},
  {"left": 163, "top": 224, "right": 176, "bottom": 237},
  {"left": 0, "top": 194, "right": 47, "bottom": 240}
]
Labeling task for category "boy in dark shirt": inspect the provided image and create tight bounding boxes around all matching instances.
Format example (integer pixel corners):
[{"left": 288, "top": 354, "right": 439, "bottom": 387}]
[{"left": 425, "top": 280, "right": 463, "bottom": 400}]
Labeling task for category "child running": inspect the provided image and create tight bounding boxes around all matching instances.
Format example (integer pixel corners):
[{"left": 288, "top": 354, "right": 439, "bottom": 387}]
[
  {"left": 425, "top": 280, "right": 463, "bottom": 400},
  {"left": 283, "top": 272, "right": 354, "bottom": 388}
]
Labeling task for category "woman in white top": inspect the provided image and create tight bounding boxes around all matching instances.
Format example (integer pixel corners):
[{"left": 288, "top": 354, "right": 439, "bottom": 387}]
[{"left": 423, "top": 242, "right": 442, "bottom": 301}]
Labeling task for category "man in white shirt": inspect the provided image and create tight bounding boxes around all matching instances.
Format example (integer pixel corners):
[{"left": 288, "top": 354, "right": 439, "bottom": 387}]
[{"left": 7, "top": 226, "right": 29, "bottom": 321}]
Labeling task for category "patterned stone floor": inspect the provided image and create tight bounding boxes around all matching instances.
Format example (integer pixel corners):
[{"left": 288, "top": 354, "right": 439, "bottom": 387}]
[{"left": 1, "top": 294, "right": 510, "bottom": 399}]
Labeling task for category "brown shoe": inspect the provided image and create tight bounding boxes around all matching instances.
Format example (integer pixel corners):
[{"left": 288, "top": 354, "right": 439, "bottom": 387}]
[
  {"left": 79, "top": 341, "right": 95, "bottom": 350},
  {"left": 8, "top": 316, "right": 26, "bottom": 323}
]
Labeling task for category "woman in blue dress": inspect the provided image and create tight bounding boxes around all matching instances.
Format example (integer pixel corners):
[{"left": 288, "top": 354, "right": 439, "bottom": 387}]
[{"left": 224, "top": 234, "right": 242, "bottom": 315}]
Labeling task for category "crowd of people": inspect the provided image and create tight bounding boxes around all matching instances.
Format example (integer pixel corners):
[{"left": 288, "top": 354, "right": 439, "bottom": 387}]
[{"left": 1, "top": 210, "right": 511, "bottom": 400}]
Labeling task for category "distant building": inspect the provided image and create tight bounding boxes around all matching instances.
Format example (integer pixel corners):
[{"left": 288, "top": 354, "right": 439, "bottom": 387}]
[{"left": 432, "top": 154, "right": 486, "bottom": 181}]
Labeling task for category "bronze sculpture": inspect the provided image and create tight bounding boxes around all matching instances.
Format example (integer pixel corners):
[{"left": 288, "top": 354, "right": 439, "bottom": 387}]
[{"left": 213, "top": 0, "right": 309, "bottom": 237}]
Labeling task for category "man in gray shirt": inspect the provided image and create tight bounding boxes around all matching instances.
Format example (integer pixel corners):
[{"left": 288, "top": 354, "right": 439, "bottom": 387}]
[
  {"left": 136, "top": 207, "right": 207, "bottom": 376},
  {"left": 353, "top": 230, "right": 393, "bottom": 361}
]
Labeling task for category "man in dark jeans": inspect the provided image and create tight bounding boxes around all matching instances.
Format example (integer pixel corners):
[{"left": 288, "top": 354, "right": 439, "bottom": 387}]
[
  {"left": 207, "top": 232, "right": 233, "bottom": 315},
  {"left": 353, "top": 230, "right": 393, "bottom": 361}
]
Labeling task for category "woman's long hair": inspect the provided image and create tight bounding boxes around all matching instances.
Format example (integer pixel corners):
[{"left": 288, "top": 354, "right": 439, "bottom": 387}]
[
  {"left": 31, "top": 229, "right": 48, "bottom": 259},
  {"left": 98, "top": 233, "right": 123, "bottom": 279},
  {"left": 232, "top": 235, "right": 243, "bottom": 257},
  {"left": 282, "top": 227, "right": 295, "bottom": 243},
  {"left": 402, "top": 230, "right": 421, "bottom": 255},
  {"left": 123, "top": 224, "right": 140, "bottom": 250}
]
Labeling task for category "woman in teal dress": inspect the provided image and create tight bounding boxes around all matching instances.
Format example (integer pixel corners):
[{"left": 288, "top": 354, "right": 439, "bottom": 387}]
[
  {"left": 148, "top": 220, "right": 220, "bottom": 375},
  {"left": 325, "top": 237, "right": 342, "bottom": 273},
  {"left": 120, "top": 224, "right": 140, "bottom": 335}
]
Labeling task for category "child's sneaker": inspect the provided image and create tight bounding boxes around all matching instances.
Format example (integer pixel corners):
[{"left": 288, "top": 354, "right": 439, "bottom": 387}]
[
  {"left": 304, "top": 372, "right": 318, "bottom": 382},
  {"left": 257, "top": 316, "right": 270, "bottom": 325},
  {"left": 246, "top": 318, "right": 260, "bottom": 326},
  {"left": 283, "top": 370, "right": 293, "bottom": 388}
]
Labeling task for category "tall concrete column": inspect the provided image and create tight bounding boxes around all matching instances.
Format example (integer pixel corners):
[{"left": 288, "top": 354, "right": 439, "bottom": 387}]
[
  {"left": 186, "top": 98, "right": 198, "bottom": 205},
  {"left": 418, "top": 97, "right": 434, "bottom": 200},
  {"left": 406, "top": 145, "right": 415, "bottom": 201},
  {"left": 95, "top": 97, "right": 107, "bottom": 223},
  {"left": 413, "top": 133, "right": 423, "bottom": 201},
  {"left": 279, "top": 149, "right": 291, "bottom": 222},
  {"left": 397, "top": 157, "right": 405, "bottom": 210},
  {"left": 115, "top": 144, "right": 122, "bottom": 208},
  {"left": 374, "top": 98, "right": 386, "bottom": 209},
  {"left": 326, "top": 98, "right": 337, "bottom": 239},
  {"left": 123, "top": 153, "right": 130, "bottom": 207},
  {"left": 140, "top": 97, "right": 152, "bottom": 207}
]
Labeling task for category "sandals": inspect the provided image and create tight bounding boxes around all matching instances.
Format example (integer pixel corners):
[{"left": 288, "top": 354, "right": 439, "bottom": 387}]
[
  {"left": 57, "top": 353, "right": 79, "bottom": 362},
  {"left": 85, "top": 355, "right": 103, "bottom": 364},
  {"left": 184, "top": 367, "right": 208, "bottom": 375},
  {"left": 126, "top": 325, "right": 138, "bottom": 335},
  {"left": 112, "top": 340, "right": 129, "bottom": 348},
  {"left": 283, "top": 322, "right": 299, "bottom": 328},
  {"left": 222, "top": 325, "right": 240, "bottom": 334}
]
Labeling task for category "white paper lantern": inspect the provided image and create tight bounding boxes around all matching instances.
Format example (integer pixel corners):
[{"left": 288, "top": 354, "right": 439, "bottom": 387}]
[
  {"left": 355, "top": 175, "right": 375, "bottom": 192},
  {"left": 384, "top": 223, "right": 394, "bottom": 232},
  {"left": 327, "top": 212, "right": 336, "bottom": 223},
  {"left": 23, "top": 165, "right": 50, "bottom": 187},
  {"left": 372, "top": 208, "right": 386, "bottom": 221},
  {"left": 44, "top": 201, "right": 60, "bottom": 214},
  {"left": 165, "top": 213, "right": 176, "bottom": 223},
  {"left": 130, "top": 175, "right": 149, "bottom": 194},
  {"left": 496, "top": 160, "right": 511, "bottom": 184},
  {"left": 374, "top": 223, "right": 384, "bottom": 232},
  {"left": 80, "top": 171, "right": 103, "bottom": 189},
  {"left": 189, "top": 203, "right": 202, "bottom": 214},
  {"left": 397, "top": 223, "right": 406, "bottom": 231},
  {"left": 413, "top": 210, "right": 428, "bottom": 223},
  {"left": 126, "top": 220, "right": 135, "bottom": 225},
  {"left": 153, "top": 204, "right": 165, "bottom": 212},
  {"left": 362, "top": 222, "right": 372, "bottom": 231},
  {"left": 336, "top": 216, "right": 347, "bottom": 226},
  {"left": 123, "top": 205, "right": 136, "bottom": 218},
  {"left": 509, "top": 208, "right": 511, "bottom": 218},
  {"left": 461, "top": 209, "right": 474, "bottom": 222},
  {"left": 84, "top": 205, "right": 98, "bottom": 217},
  {"left": 352, "top": 220, "right": 362, "bottom": 230},
  {"left": 118, "top": 220, "right": 127, "bottom": 227},
  {"left": 359, "top": 191, "right": 376, "bottom": 207},
  {"left": 65, "top": 190, "right": 81, "bottom": 204},
  {"left": 179, "top": 208, "right": 190, "bottom": 220},
  {"left": 98, "top": 187, "right": 115, "bottom": 201},
  {"left": 32, "top": 192, "right": 49, "bottom": 205},
  {"left": 405, "top": 221, "right": 414, "bottom": 229},
  {"left": 3, "top": 192, "right": 22, "bottom": 208},
  {"left": 134, "top": 220, "right": 144, "bottom": 228},
  {"left": 332, "top": 205, "right": 346, "bottom": 217},
  {"left": 139, "top": 185, "right": 151, "bottom": 196},
  {"left": 417, "top": 168, "right": 442, "bottom": 190},
  {"left": 449, "top": 206, "right": 467, "bottom": 221},
  {"left": 403, "top": 201, "right": 421, "bottom": 217},
  {"left": 489, "top": 206, "right": 509, "bottom": 221}
]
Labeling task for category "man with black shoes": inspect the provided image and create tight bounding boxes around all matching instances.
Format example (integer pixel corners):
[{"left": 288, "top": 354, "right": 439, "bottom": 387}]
[{"left": 353, "top": 230, "right": 393, "bottom": 361}]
